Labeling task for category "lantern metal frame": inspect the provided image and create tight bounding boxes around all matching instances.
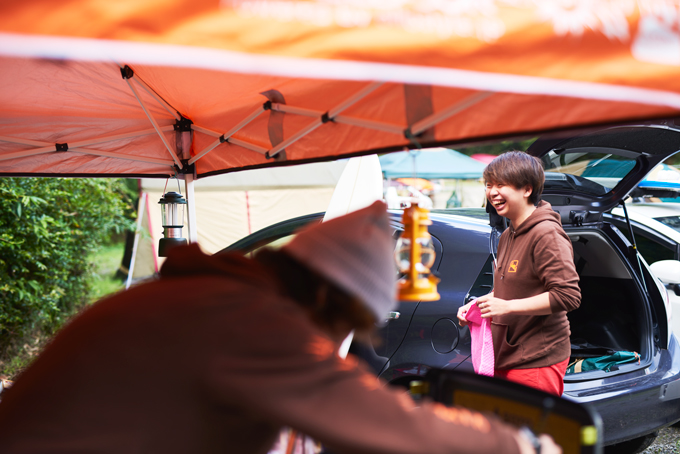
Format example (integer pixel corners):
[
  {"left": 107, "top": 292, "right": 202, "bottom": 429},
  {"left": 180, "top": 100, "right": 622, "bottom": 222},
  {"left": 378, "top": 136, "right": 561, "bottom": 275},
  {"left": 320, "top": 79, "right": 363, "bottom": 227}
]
[
  {"left": 158, "top": 191, "right": 188, "bottom": 257},
  {"left": 396, "top": 202, "right": 440, "bottom": 301}
]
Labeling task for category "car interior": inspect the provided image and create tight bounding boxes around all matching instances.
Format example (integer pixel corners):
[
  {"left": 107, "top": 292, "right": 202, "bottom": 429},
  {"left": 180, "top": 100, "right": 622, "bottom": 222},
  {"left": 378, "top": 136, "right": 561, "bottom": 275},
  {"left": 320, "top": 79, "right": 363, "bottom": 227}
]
[{"left": 565, "top": 230, "right": 650, "bottom": 380}]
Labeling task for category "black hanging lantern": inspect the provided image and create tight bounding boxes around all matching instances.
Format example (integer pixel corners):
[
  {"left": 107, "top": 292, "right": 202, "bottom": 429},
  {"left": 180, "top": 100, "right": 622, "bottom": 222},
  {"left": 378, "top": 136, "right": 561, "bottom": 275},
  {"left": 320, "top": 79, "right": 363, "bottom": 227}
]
[{"left": 158, "top": 191, "right": 187, "bottom": 257}]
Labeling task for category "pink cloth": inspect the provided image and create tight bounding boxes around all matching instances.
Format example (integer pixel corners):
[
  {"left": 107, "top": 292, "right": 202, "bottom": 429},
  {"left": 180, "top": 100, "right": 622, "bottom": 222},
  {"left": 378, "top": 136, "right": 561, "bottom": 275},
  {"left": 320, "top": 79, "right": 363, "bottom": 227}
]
[{"left": 464, "top": 301, "right": 495, "bottom": 376}]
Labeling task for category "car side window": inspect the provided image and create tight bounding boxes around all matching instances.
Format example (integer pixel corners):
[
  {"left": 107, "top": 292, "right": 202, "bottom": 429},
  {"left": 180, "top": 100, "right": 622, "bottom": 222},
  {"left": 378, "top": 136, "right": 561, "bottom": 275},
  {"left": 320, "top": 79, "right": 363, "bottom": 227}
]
[{"left": 616, "top": 224, "right": 676, "bottom": 263}]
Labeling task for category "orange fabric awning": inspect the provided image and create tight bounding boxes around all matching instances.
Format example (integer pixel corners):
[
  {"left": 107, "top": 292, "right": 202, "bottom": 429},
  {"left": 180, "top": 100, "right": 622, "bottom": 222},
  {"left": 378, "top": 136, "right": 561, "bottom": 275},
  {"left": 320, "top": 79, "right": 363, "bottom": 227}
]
[{"left": 1, "top": 1, "right": 680, "bottom": 178}]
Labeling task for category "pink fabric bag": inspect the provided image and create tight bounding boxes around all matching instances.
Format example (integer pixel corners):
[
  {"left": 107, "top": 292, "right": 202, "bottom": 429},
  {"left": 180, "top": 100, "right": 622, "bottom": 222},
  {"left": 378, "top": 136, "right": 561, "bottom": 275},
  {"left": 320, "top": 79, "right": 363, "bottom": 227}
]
[{"left": 464, "top": 300, "right": 495, "bottom": 376}]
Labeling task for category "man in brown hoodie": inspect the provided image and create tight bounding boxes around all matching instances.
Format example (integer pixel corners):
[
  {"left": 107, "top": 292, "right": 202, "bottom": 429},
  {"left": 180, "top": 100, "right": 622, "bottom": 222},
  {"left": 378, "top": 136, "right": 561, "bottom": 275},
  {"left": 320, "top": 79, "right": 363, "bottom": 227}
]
[
  {"left": 0, "top": 201, "right": 557, "bottom": 454},
  {"left": 459, "top": 152, "right": 581, "bottom": 396}
]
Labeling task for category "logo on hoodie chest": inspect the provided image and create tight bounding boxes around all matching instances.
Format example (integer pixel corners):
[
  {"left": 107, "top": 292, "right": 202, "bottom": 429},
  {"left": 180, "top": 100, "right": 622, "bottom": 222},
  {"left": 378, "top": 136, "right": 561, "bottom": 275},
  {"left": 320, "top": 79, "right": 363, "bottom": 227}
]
[{"left": 508, "top": 260, "right": 519, "bottom": 273}]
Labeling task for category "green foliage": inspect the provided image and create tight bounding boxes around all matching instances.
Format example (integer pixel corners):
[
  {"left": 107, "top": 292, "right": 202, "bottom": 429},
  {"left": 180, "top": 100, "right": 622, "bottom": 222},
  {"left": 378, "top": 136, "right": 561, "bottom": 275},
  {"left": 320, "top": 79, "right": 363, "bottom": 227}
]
[
  {"left": 0, "top": 178, "right": 135, "bottom": 358},
  {"left": 89, "top": 243, "right": 127, "bottom": 302}
]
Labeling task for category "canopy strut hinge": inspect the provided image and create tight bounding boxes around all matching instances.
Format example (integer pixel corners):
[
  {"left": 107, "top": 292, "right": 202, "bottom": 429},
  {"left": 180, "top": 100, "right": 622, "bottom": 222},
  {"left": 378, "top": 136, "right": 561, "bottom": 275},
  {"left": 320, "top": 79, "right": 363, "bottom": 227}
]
[
  {"left": 403, "top": 128, "right": 422, "bottom": 150},
  {"left": 120, "top": 65, "right": 134, "bottom": 80},
  {"left": 321, "top": 111, "right": 333, "bottom": 124},
  {"left": 175, "top": 159, "right": 195, "bottom": 175},
  {"left": 174, "top": 116, "right": 193, "bottom": 133},
  {"left": 174, "top": 116, "right": 194, "bottom": 174}
]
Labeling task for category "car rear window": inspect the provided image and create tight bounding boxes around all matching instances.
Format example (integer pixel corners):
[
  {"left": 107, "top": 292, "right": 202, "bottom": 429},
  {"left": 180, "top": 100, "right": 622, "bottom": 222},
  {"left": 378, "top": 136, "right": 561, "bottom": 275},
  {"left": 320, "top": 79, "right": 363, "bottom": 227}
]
[{"left": 541, "top": 151, "right": 637, "bottom": 197}]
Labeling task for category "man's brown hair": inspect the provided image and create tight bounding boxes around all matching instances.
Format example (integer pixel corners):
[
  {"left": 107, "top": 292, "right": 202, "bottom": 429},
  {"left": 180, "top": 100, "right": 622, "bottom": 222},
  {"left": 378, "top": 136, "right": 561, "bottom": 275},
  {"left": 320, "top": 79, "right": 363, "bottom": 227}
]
[
  {"left": 254, "top": 248, "right": 377, "bottom": 334},
  {"left": 483, "top": 151, "right": 545, "bottom": 206}
]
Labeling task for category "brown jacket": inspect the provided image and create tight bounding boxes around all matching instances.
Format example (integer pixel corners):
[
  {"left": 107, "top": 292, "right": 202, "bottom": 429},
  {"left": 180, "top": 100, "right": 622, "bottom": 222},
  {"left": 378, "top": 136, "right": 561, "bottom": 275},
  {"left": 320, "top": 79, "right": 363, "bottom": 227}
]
[
  {"left": 492, "top": 201, "right": 581, "bottom": 370},
  {"left": 0, "top": 245, "right": 520, "bottom": 454}
]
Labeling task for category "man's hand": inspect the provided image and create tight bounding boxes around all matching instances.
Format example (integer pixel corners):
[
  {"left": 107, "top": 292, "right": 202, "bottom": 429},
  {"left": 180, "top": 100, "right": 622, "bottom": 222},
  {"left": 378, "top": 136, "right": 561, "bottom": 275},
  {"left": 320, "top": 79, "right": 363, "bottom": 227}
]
[
  {"left": 456, "top": 301, "right": 474, "bottom": 327},
  {"left": 514, "top": 431, "right": 562, "bottom": 454},
  {"left": 475, "top": 294, "right": 513, "bottom": 319}
]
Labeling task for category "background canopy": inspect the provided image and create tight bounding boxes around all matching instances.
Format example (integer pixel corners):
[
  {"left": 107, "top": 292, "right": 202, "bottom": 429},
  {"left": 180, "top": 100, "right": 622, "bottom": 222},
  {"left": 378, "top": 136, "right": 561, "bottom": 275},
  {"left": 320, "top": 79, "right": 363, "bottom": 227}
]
[{"left": 380, "top": 149, "right": 486, "bottom": 180}]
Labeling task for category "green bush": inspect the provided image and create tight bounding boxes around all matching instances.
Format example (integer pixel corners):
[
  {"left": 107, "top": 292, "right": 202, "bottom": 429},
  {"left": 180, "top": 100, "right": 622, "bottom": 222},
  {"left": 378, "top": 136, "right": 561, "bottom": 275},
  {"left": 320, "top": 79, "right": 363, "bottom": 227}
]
[{"left": 0, "top": 177, "right": 135, "bottom": 361}]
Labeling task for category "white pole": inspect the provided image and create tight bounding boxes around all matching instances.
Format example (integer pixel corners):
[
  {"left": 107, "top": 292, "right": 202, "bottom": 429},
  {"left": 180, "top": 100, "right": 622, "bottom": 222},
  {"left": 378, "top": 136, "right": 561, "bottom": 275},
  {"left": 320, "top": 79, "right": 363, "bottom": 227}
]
[
  {"left": 411, "top": 91, "right": 493, "bottom": 136},
  {"left": 268, "top": 118, "right": 324, "bottom": 158},
  {"left": 332, "top": 116, "right": 405, "bottom": 135},
  {"left": 189, "top": 115, "right": 270, "bottom": 164},
  {"left": 0, "top": 145, "right": 177, "bottom": 166},
  {"left": 0, "top": 135, "right": 50, "bottom": 147},
  {"left": 184, "top": 173, "right": 198, "bottom": 244},
  {"left": 126, "top": 192, "right": 147, "bottom": 290},
  {"left": 328, "top": 82, "right": 383, "bottom": 118},
  {"left": 69, "top": 148, "right": 175, "bottom": 166},
  {"left": 228, "top": 137, "right": 269, "bottom": 155},
  {"left": 180, "top": 125, "right": 198, "bottom": 244},
  {"left": 270, "top": 103, "right": 321, "bottom": 117},
  {"left": 267, "top": 82, "right": 385, "bottom": 158},
  {"left": 124, "top": 78, "right": 184, "bottom": 169},
  {"left": 132, "top": 76, "right": 182, "bottom": 121},
  {"left": 67, "top": 126, "right": 174, "bottom": 148}
]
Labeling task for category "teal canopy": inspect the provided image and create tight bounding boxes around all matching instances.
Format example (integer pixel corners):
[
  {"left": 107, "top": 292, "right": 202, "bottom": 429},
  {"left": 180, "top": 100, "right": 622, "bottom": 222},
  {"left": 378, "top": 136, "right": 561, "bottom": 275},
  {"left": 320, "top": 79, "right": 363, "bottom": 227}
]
[{"left": 379, "top": 148, "right": 487, "bottom": 180}]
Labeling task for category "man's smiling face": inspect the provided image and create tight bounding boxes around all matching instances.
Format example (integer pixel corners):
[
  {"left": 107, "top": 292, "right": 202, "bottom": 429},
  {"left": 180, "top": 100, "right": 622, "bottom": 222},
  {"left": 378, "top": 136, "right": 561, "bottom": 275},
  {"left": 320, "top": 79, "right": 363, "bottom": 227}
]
[{"left": 485, "top": 180, "right": 532, "bottom": 224}]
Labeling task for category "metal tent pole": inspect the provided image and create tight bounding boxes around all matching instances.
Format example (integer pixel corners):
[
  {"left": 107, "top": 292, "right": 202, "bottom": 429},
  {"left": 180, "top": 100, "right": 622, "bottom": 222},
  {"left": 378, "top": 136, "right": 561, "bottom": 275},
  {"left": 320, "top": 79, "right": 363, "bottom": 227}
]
[
  {"left": 179, "top": 123, "right": 198, "bottom": 244},
  {"left": 184, "top": 174, "right": 198, "bottom": 243}
]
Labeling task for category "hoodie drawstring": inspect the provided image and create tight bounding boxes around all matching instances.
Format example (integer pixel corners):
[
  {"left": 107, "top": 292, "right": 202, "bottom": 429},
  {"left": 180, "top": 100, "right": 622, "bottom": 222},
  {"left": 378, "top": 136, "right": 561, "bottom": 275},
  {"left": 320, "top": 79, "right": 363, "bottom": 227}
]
[{"left": 498, "top": 229, "right": 515, "bottom": 281}]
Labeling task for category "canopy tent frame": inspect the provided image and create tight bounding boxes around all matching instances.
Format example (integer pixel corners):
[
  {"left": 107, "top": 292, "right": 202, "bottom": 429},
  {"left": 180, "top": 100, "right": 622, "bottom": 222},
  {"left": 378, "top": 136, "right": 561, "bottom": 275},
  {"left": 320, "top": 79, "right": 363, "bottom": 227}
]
[
  {"left": 0, "top": 136, "right": 177, "bottom": 167},
  {"left": 189, "top": 105, "right": 271, "bottom": 164},
  {"left": 130, "top": 72, "right": 183, "bottom": 122},
  {"left": 122, "top": 69, "right": 183, "bottom": 169},
  {"left": 0, "top": 64, "right": 501, "bottom": 175},
  {"left": 409, "top": 91, "right": 494, "bottom": 138}
]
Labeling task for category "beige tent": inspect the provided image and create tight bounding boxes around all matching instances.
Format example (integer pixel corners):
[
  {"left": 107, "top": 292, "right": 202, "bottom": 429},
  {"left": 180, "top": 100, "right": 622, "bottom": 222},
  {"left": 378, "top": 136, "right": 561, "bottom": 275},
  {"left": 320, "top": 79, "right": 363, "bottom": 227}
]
[{"left": 127, "top": 160, "right": 347, "bottom": 284}]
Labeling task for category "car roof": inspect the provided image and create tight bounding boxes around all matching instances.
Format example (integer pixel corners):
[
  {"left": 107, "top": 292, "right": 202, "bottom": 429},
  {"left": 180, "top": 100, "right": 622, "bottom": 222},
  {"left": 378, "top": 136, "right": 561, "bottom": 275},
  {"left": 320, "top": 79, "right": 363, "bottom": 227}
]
[
  {"left": 222, "top": 208, "right": 493, "bottom": 254},
  {"left": 618, "top": 202, "right": 680, "bottom": 218}
]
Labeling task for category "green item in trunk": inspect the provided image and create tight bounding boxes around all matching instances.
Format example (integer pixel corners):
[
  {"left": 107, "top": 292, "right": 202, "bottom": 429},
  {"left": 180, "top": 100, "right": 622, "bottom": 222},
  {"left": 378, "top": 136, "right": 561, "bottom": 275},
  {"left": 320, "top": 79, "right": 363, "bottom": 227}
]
[{"left": 567, "top": 351, "right": 640, "bottom": 374}]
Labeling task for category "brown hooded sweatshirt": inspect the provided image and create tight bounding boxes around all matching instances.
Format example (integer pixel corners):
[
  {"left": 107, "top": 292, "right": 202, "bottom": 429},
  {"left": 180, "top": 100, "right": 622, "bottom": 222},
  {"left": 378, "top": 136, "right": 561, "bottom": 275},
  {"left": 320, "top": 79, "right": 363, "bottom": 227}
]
[
  {"left": 492, "top": 201, "right": 581, "bottom": 370},
  {"left": 0, "top": 244, "right": 520, "bottom": 454}
]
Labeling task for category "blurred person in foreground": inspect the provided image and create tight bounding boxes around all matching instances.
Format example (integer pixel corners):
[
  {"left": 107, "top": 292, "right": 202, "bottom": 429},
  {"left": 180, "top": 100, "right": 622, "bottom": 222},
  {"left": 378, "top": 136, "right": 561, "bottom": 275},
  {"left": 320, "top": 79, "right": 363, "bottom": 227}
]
[{"left": 0, "top": 201, "right": 558, "bottom": 454}]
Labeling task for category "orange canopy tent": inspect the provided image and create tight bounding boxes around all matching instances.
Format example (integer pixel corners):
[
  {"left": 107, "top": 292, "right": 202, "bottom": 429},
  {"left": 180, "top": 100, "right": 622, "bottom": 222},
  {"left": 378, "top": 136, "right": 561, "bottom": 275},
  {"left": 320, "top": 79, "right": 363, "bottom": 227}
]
[{"left": 1, "top": 1, "right": 680, "bottom": 181}]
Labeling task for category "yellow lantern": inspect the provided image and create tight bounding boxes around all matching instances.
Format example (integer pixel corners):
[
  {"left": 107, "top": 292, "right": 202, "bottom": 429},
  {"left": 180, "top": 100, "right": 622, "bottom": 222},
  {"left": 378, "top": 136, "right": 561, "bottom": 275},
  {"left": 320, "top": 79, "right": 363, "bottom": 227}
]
[{"left": 395, "top": 203, "right": 440, "bottom": 301}]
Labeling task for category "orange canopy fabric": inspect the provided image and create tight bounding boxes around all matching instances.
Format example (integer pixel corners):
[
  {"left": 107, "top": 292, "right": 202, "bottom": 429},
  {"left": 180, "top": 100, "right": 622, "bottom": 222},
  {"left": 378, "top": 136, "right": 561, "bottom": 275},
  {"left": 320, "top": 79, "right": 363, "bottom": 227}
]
[{"left": 1, "top": 1, "right": 680, "bottom": 178}]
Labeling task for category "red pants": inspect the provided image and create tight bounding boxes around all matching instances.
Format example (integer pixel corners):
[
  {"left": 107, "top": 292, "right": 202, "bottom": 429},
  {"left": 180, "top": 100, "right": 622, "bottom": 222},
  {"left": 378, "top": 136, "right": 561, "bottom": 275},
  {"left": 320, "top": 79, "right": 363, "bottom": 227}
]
[{"left": 495, "top": 357, "right": 569, "bottom": 396}]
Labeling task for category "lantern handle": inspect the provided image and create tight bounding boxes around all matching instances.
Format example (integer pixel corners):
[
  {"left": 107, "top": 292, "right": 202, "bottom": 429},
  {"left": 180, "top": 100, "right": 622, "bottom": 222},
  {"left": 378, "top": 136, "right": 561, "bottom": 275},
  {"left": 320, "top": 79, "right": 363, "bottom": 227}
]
[
  {"left": 407, "top": 197, "right": 427, "bottom": 208},
  {"left": 162, "top": 172, "right": 184, "bottom": 197},
  {"left": 172, "top": 168, "right": 182, "bottom": 194}
]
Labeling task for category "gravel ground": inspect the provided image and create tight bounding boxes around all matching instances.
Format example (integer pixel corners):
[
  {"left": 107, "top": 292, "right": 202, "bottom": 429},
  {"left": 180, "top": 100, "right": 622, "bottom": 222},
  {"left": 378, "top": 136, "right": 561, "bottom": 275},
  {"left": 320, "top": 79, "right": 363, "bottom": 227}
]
[{"left": 642, "top": 426, "right": 680, "bottom": 453}]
